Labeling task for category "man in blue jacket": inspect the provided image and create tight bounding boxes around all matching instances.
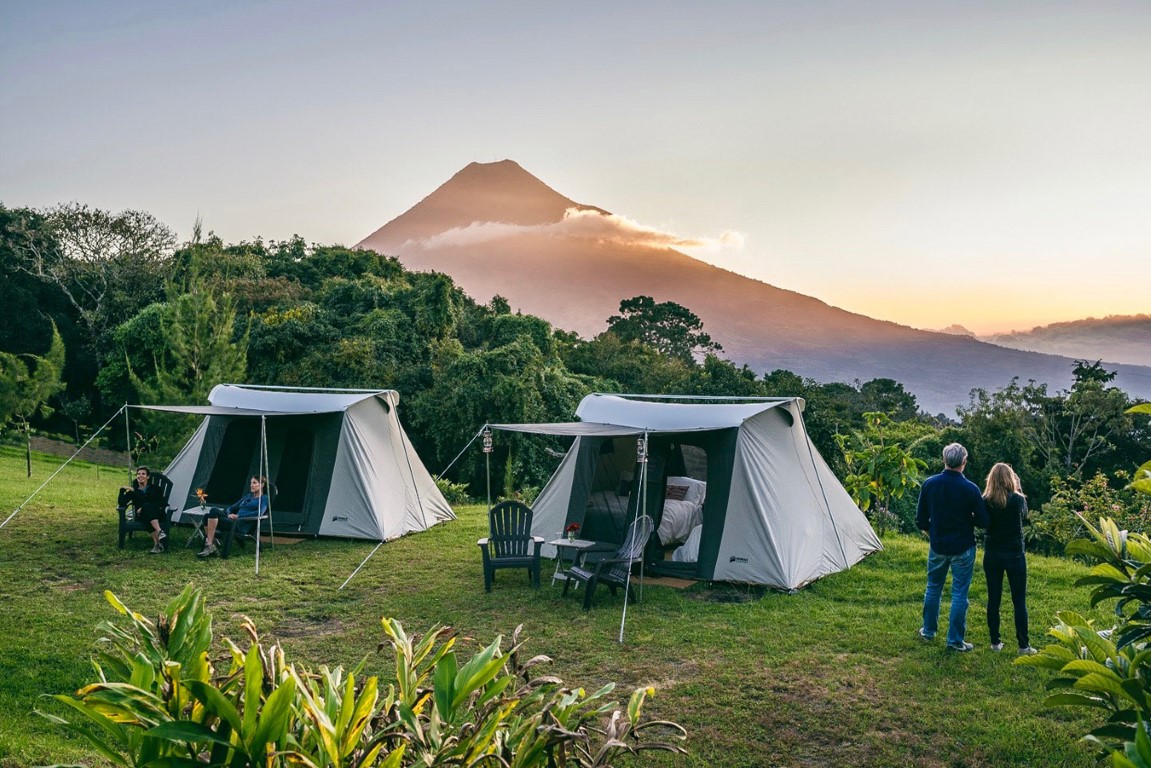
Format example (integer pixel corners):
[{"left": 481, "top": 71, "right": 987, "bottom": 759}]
[{"left": 917, "top": 443, "right": 989, "bottom": 652}]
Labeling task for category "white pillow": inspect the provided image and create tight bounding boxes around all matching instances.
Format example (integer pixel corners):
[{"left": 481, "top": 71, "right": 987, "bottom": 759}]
[{"left": 666, "top": 476, "right": 706, "bottom": 505}]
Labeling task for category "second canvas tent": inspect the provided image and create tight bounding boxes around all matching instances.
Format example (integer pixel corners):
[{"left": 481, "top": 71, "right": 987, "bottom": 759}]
[{"left": 492, "top": 394, "right": 881, "bottom": 590}]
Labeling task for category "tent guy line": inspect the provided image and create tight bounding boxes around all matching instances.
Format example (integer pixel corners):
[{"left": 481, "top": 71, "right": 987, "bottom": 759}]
[{"left": 1, "top": 405, "right": 131, "bottom": 530}]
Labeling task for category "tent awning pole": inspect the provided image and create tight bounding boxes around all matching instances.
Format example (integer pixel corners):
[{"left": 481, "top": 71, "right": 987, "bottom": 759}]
[
  {"left": 619, "top": 432, "right": 648, "bottom": 644},
  {"left": 124, "top": 403, "right": 132, "bottom": 473},
  {"left": 256, "top": 414, "right": 269, "bottom": 575}
]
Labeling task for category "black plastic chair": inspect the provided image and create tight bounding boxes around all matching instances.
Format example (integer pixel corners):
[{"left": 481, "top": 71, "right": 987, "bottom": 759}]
[
  {"left": 117, "top": 472, "right": 174, "bottom": 550},
  {"left": 563, "top": 515, "right": 653, "bottom": 609},
  {"left": 477, "top": 500, "right": 544, "bottom": 591}
]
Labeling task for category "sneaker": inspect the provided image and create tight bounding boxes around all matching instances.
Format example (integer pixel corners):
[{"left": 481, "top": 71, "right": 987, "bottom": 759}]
[
  {"left": 197, "top": 543, "right": 217, "bottom": 558},
  {"left": 149, "top": 545, "right": 164, "bottom": 554},
  {"left": 158, "top": 530, "right": 167, "bottom": 542},
  {"left": 1017, "top": 646, "right": 1038, "bottom": 655},
  {"left": 946, "top": 641, "right": 974, "bottom": 652},
  {"left": 990, "top": 643, "right": 1004, "bottom": 651},
  {"left": 918, "top": 628, "right": 935, "bottom": 641}
]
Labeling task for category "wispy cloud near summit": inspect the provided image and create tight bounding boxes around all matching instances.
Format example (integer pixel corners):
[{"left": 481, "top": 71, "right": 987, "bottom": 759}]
[{"left": 413, "top": 208, "right": 745, "bottom": 254}]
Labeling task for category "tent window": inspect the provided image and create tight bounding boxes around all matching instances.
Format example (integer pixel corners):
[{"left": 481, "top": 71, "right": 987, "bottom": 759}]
[
  {"left": 275, "top": 428, "right": 314, "bottom": 512},
  {"left": 680, "top": 444, "right": 708, "bottom": 481},
  {"left": 206, "top": 419, "right": 260, "bottom": 501}
]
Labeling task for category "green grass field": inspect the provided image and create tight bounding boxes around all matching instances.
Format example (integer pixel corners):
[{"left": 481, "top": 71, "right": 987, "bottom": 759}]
[{"left": 0, "top": 445, "right": 1106, "bottom": 767}]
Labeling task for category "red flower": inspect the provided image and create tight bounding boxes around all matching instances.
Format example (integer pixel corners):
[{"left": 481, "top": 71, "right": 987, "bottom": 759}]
[{"left": 565, "top": 523, "right": 580, "bottom": 533}]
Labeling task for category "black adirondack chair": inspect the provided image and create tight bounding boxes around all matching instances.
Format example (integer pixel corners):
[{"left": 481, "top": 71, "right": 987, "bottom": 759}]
[
  {"left": 477, "top": 500, "right": 544, "bottom": 591},
  {"left": 563, "top": 514, "right": 653, "bottom": 609},
  {"left": 117, "top": 472, "right": 174, "bottom": 549}
]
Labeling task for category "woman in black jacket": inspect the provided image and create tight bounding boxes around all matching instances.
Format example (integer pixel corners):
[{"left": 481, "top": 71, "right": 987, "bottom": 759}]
[{"left": 982, "top": 462, "right": 1036, "bottom": 654}]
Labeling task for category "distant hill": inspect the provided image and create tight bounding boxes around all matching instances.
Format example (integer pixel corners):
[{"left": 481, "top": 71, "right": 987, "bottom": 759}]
[
  {"left": 981, "top": 316, "right": 1151, "bottom": 368},
  {"left": 356, "top": 160, "right": 1151, "bottom": 415}
]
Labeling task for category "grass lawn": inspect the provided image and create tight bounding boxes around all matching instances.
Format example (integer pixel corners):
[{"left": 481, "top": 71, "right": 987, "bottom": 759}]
[{"left": 0, "top": 444, "right": 1106, "bottom": 767}]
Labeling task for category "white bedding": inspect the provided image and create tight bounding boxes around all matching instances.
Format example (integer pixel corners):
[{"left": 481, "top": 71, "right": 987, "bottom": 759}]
[
  {"left": 658, "top": 498, "right": 703, "bottom": 545},
  {"left": 585, "top": 491, "right": 702, "bottom": 546},
  {"left": 672, "top": 524, "right": 703, "bottom": 563}
]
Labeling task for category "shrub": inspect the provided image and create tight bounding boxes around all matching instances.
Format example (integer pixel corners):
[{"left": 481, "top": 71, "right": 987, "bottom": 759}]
[
  {"left": 1028, "top": 471, "right": 1150, "bottom": 556},
  {"left": 40, "top": 585, "right": 686, "bottom": 767},
  {"left": 434, "top": 476, "right": 473, "bottom": 505}
]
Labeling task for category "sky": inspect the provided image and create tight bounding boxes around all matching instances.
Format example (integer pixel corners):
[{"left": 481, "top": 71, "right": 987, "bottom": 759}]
[{"left": 2, "top": 1, "right": 1148, "bottom": 336}]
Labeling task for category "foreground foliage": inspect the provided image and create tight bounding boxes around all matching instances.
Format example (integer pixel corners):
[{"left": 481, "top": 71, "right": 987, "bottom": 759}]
[
  {"left": 1017, "top": 517, "right": 1151, "bottom": 764},
  {"left": 42, "top": 586, "right": 686, "bottom": 767}
]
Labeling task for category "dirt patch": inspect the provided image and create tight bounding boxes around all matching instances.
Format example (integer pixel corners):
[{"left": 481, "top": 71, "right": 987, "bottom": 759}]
[
  {"left": 686, "top": 583, "right": 770, "bottom": 603},
  {"left": 30, "top": 436, "right": 126, "bottom": 468},
  {"left": 274, "top": 616, "right": 346, "bottom": 639},
  {"left": 41, "top": 575, "right": 95, "bottom": 593}
]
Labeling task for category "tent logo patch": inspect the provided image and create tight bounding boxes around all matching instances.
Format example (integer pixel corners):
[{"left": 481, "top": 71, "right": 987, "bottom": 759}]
[{"left": 729, "top": 556, "right": 748, "bottom": 564}]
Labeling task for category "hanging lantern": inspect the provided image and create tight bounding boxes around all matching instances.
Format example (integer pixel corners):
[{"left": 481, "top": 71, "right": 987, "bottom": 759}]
[
  {"left": 482, "top": 427, "right": 493, "bottom": 454},
  {"left": 636, "top": 435, "right": 648, "bottom": 463}
]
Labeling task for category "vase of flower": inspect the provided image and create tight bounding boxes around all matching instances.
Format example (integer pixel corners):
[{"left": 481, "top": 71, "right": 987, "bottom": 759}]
[{"left": 565, "top": 523, "right": 579, "bottom": 541}]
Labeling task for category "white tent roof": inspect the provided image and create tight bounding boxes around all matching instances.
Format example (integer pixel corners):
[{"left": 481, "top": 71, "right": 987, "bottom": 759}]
[
  {"left": 490, "top": 395, "right": 799, "bottom": 437},
  {"left": 133, "top": 386, "right": 397, "bottom": 417},
  {"left": 575, "top": 394, "right": 795, "bottom": 431},
  {"left": 209, "top": 384, "right": 395, "bottom": 413}
]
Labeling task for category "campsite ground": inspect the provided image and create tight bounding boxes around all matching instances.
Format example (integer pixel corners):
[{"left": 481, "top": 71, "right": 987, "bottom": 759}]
[{"left": 0, "top": 445, "right": 1102, "bottom": 767}]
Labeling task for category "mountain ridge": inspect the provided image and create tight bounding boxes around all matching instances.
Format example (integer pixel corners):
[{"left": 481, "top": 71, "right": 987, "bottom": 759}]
[{"left": 356, "top": 161, "right": 1151, "bottom": 414}]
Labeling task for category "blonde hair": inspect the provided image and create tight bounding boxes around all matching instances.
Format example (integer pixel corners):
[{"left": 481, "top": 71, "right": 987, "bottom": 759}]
[{"left": 983, "top": 463, "right": 1019, "bottom": 509}]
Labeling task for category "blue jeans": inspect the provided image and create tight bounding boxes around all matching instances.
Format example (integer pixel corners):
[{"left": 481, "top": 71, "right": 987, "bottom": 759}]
[{"left": 922, "top": 545, "right": 976, "bottom": 646}]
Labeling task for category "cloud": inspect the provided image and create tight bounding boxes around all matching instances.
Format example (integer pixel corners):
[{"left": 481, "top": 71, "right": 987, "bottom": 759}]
[{"left": 411, "top": 208, "right": 745, "bottom": 253}]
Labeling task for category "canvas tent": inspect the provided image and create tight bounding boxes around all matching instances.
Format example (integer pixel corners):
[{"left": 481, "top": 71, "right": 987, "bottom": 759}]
[
  {"left": 156, "top": 385, "right": 454, "bottom": 540},
  {"left": 491, "top": 394, "right": 881, "bottom": 590}
]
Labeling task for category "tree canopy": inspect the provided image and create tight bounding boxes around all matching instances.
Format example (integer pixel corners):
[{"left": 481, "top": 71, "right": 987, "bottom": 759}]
[{"left": 3, "top": 198, "right": 1147, "bottom": 532}]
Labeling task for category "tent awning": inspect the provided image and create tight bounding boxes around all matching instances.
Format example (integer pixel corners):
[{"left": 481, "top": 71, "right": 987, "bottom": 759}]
[
  {"left": 489, "top": 421, "right": 645, "bottom": 437},
  {"left": 487, "top": 420, "right": 748, "bottom": 436}
]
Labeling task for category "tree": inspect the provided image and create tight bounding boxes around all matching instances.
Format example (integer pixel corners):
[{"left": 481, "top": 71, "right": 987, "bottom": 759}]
[
  {"left": 7, "top": 203, "right": 176, "bottom": 365},
  {"left": 684, "top": 355, "right": 764, "bottom": 397},
  {"left": 562, "top": 333, "right": 691, "bottom": 394},
  {"left": 859, "top": 378, "right": 920, "bottom": 421},
  {"left": 130, "top": 278, "right": 248, "bottom": 406},
  {"left": 0, "top": 324, "right": 66, "bottom": 476},
  {"left": 1030, "top": 362, "right": 1131, "bottom": 479},
  {"left": 835, "top": 412, "right": 929, "bottom": 535},
  {"left": 58, "top": 394, "right": 91, "bottom": 445},
  {"left": 126, "top": 277, "right": 248, "bottom": 455},
  {"left": 604, "top": 296, "right": 722, "bottom": 363},
  {"left": 955, "top": 379, "right": 1043, "bottom": 498}
]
